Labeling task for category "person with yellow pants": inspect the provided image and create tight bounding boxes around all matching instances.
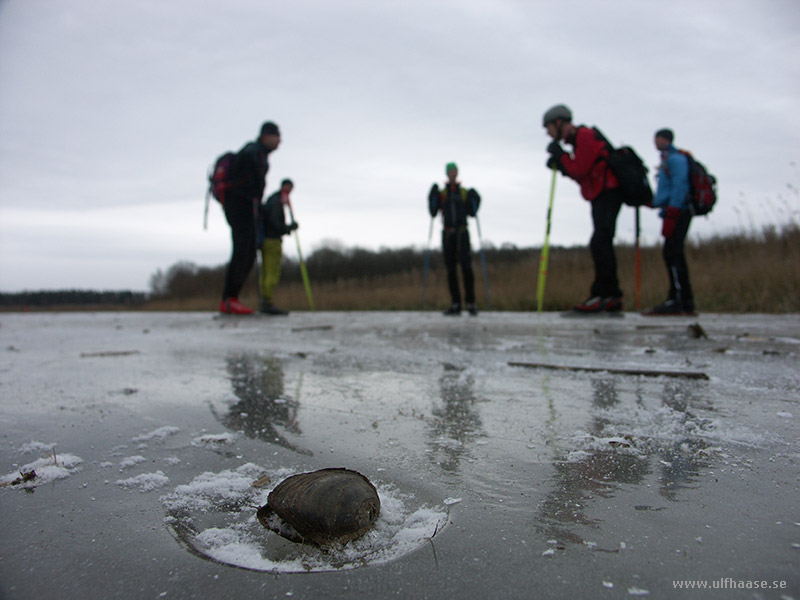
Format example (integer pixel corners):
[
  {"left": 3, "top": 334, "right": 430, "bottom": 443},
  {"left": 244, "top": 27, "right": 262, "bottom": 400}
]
[{"left": 257, "top": 179, "right": 297, "bottom": 315}]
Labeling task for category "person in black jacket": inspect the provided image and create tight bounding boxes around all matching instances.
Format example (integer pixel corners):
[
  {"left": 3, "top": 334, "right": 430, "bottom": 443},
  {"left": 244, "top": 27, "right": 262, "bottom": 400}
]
[
  {"left": 219, "top": 121, "right": 281, "bottom": 315},
  {"left": 257, "top": 179, "right": 298, "bottom": 315},
  {"left": 428, "top": 162, "right": 481, "bottom": 316}
]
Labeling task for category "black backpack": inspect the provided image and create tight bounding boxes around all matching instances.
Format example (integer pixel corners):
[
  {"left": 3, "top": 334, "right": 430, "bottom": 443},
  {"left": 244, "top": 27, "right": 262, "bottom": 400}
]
[
  {"left": 680, "top": 150, "right": 717, "bottom": 216},
  {"left": 593, "top": 127, "right": 653, "bottom": 207}
]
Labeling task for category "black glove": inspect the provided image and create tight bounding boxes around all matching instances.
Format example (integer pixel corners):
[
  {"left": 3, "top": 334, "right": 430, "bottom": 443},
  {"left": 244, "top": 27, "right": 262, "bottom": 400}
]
[
  {"left": 546, "top": 141, "right": 566, "bottom": 173},
  {"left": 428, "top": 183, "right": 441, "bottom": 217},
  {"left": 467, "top": 188, "right": 481, "bottom": 216},
  {"left": 548, "top": 141, "right": 565, "bottom": 157},
  {"left": 289, "top": 222, "right": 299, "bottom": 232},
  {"left": 546, "top": 155, "right": 567, "bottom": 174}
]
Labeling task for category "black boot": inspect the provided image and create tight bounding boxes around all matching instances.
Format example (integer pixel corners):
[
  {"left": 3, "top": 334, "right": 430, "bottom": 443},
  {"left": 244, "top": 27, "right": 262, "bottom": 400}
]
[
  {"left": 443, "top": 303, "right": 461, "bottom": 316},
  {"left": 259, "top": 300, "right": 289, "bottom": 316}
]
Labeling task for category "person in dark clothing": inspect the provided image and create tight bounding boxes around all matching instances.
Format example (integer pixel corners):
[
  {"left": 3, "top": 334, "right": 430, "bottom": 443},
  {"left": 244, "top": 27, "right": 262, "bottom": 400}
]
[
  {"left": 257, "top": 178, "right": 298, "bottom": 315},
  {"left": 643, "top": 128, "right": 696, "bottom": 315},
  {"left": 428, "top": 162, "right": 481, "bottom": 316},
  {"left": 543, "top": 104, "right": 624, "bottom": 313},
  {"left": 220, "top": 121, "right": 281, "bottom": 315}
]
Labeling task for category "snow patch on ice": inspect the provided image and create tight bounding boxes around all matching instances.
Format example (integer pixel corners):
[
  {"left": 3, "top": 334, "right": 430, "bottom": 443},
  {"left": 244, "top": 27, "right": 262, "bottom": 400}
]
[
  {"left": 162, "top": 463, "right": 273, "bottom": 513},
  {"left": 132, "top": 426, "right": 180, "bottom": 443},
  {"left": 119, "top": 455, "right": 147, "bottom": 469},
  {"left": 116, "top": 471, "right": 170, "bottom": 492},
  {"left": 162, "top": 466, "right": 448, "bottom": 573},
  {"left": 1, "top": 453, "right": 83, "bottom": 489}
]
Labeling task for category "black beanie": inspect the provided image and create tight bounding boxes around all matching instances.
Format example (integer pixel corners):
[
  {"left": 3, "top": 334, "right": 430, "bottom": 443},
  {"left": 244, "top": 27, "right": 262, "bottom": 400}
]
[
  {"left": 260, "top": 121, "right": 280, "bottom": 137},
  {"left": 655, "top": 128, "right": 674, "bottom": 143}
]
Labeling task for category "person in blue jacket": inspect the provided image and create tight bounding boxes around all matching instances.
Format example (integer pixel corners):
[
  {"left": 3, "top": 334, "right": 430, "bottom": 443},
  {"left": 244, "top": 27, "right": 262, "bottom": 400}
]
[{"left": 643, "top": 128, "right": 695, "bottom": 315}]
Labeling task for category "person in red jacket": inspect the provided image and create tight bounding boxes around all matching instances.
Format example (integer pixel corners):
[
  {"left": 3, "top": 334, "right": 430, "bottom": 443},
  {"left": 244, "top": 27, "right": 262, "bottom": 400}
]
[{"left": 543, "top": 104, "right": 624, "bottom": 313}]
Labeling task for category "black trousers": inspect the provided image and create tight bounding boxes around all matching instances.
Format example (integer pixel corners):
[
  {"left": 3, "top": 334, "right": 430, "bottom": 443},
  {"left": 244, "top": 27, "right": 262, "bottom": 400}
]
[
  {"left": 442, "top": 228, "right": 475, "bottom": 306},
  {"left": 589, "top": 188, "right": 623, "bottom": 298},
  {"left": 663, "top": 211, "right": 694, "bottom": 310},
  {"left": 222, "top": 197, "right": 257, "bottom": 300}
]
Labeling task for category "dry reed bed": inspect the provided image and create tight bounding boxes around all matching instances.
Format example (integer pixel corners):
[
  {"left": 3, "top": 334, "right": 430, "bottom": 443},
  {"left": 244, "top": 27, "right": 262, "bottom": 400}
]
[{"left": 208, "top": 227, "right": 799, "bottom": 313}]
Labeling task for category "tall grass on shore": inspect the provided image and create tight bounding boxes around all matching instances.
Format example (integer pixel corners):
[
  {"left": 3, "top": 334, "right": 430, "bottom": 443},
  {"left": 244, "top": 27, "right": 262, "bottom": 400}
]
[{"left": 143, "top": 223, "right": 799, "bottom": 313}]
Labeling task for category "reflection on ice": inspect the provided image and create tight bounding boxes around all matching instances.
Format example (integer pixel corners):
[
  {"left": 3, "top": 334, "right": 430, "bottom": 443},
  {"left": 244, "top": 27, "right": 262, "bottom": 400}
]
[
  {"left": 536, "top": 374, "right": 720, "bottom": 546},
  {"left": 426, "top": 365, "right": 485, "bottom": 473},
  {"left": 211, "top": 353, "right": 311, "bottom": 455}
]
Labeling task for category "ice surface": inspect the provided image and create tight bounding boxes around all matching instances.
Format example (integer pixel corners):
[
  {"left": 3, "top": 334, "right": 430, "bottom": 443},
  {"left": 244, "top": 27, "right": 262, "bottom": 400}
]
[
  {"left": 0, "top": 311, "right": 798, "bottom": 599},
  {"left": 16, "top": 440, "right": 56, "bottom": 454},
  {"left": 191, "top": 433, "right": 238, "bottom": 448}
]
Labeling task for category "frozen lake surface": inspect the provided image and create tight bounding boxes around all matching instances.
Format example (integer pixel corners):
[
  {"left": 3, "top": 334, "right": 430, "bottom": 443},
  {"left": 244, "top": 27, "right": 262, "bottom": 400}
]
[{"left": 1, "top": 311, "right": 799, "bottom": 599}]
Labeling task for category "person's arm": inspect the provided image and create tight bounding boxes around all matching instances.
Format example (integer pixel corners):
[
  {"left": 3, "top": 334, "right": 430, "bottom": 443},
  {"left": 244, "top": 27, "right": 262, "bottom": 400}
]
[
  {"left": 560, "top": 128, "right": 601, "bottom": 180},
  {"left": 666, "top": 152, "right": 690, "bottom": 210}
]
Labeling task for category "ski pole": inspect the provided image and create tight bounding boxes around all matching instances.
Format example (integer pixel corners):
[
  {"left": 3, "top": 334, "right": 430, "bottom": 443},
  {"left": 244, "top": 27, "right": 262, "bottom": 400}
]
[
  {"left": 286, "top": 202, "right": 315, "bottom": 311},
  {"left": 634, "top": 206, "right": 642, "bottom": 310},
  {"left": 422, "top": 216, "right": 434, "bottom": 307},
  {"left": 472, "top": 211, "right": 491, "bottom": 309},
  {"left": 536, "top": 166, "right": 558, "bottom": 313}
]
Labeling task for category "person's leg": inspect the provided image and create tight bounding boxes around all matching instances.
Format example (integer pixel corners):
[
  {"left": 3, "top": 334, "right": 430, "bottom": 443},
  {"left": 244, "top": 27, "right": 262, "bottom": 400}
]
[
  {"left": 260, "top": 239, "right": 283, "bottom": 303},
  {"left": 443, "top": 231, "right": 461, "bottom": 308},
  {"left": 258, "top": 243, "right": 269, "bottom": 300},
  {"left": 223, "top": 200, "right": 257, "bottom": 300},
  {"left": 458, "top": 229, "right": 476, "bottom": 305},
  {"left": 663, "top": 212, "right": 694, "bottom": 311},
  {"left": 589, "top": 190, "right": 623, "bottom": 299}
]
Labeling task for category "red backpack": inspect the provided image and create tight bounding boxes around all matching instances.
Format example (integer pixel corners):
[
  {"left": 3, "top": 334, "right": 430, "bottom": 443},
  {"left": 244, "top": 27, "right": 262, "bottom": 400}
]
[
  {"left": 204, "top": 152, "right": 244, "bottom": 229},
  {"left": 679, "top": 150, "right": 717, "bottom": 216},
  {"left": 208, "top": 152, "right": 237, "bottom": 205}
]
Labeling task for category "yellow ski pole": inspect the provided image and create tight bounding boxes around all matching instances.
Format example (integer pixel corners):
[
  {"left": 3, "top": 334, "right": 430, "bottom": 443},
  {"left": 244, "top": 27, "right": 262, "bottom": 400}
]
[
  {"left": 536, "top": 166, "right": 558, "bottom": 313},
  {"left": 286, "top": 202, "right": 315, "bottom": 311}
]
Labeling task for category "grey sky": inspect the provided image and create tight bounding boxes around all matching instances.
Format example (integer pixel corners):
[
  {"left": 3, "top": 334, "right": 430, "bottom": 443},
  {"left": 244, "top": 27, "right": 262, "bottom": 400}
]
[{"left": 1, "top": 0, "right": 798, "bottom": 292}]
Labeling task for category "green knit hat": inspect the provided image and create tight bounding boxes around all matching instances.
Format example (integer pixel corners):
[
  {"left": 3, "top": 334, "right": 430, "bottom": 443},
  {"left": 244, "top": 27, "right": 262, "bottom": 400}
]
[{"left": 445, "top": 162, "right": 458, "bottom": 174}]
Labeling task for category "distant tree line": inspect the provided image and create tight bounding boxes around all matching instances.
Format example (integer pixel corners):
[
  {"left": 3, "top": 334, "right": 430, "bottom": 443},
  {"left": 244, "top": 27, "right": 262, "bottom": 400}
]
[
  {"left": 0, "top": 289, "right": 147, "bottom": 307},
  {"left": 149, "top": 242, "right": 539, "bottom": 299}
]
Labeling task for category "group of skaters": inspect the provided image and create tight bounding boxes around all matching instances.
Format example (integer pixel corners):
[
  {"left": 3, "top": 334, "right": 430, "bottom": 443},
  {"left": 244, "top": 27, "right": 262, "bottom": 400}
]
[
  {"left": 217, "top": 107, "right": 698, "bottom": 317},
  {"left": 542, "top": 104, "right": 696, "bottom": 316}
]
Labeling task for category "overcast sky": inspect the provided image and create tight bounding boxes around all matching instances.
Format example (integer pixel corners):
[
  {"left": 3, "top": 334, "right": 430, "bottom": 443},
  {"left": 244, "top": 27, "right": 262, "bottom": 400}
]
[{"left": 1, "top": 0, "right": 798, "bottom": 292}]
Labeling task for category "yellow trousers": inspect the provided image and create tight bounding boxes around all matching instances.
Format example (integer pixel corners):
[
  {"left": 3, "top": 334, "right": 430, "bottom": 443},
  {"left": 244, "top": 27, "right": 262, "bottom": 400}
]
[{"left": 259, "top": 238, "right": 283, "bottom": 301}]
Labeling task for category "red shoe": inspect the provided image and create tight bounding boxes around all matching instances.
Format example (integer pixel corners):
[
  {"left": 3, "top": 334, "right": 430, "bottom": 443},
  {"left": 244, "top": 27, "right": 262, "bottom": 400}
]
[
  {"left": 219, "top": 297, "right": 254, "bottom": 315},
  {"left": 573, "top": 296, "right": 623, "bottom": 313}
]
